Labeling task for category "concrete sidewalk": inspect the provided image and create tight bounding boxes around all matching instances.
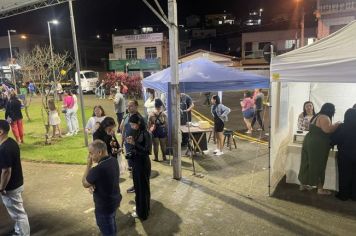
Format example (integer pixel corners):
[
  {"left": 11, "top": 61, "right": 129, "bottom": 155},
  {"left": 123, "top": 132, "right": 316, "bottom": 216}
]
[{"left": 1, "top": 138, "right": 356, "bottom": 236}]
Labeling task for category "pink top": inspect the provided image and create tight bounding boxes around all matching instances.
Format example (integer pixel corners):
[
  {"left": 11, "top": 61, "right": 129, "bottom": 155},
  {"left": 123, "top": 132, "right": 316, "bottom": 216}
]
[
  {"left": 241, "top": 97, "right": 254, "bottom": 111},
  {"left": 63, "top": 95, "right": 74, "bottom": 109}
]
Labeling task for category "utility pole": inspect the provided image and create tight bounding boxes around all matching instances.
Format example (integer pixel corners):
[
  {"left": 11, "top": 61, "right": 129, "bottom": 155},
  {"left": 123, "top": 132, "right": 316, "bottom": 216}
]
[
  {"left": 300, "top": 1, "right": 305, "bottom": 47},
  {"left": 142, "top": 0, "right": 181, "bottom": 179},
  {"left": 68, "top": 0, "right": 89, "bottom": 147},
  {"left": 7, "top": 29, "right": 17, "bottom": 91}
]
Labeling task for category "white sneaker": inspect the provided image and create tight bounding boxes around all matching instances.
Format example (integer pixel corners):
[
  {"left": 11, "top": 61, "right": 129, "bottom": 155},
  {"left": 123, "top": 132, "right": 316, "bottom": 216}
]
[
  {"left": 215, "top": 151, "right": 224, "bottom": 156},
  {"left": 213, "top": 149, "right": 219, "bottom": 154},
  {"left": 65, "top": 132, "right": 73, "bottom": 136}
]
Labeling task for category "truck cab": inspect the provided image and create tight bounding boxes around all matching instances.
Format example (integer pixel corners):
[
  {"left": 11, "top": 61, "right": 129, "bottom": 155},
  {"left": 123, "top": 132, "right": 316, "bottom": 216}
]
[{"left": 74, "top": 70, "right": 99, "bottom": 93}]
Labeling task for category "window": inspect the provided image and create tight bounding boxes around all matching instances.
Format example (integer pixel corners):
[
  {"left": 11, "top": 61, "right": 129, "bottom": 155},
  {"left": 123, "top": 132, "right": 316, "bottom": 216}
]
[
  {"left": 126, "top": 48, "right": 137, "bottom": 60},
  {"left": 83, "top": 72, "right": 98, "bottom": 79},
  {"left": 145, "top": 47, "right": 157, "bottom": 59},
  {"left": 244, "top": 42, "right": 252, "bottom": 52},
  {"left": 258, "top": 42, "right": 270, "bottom": 50},
  {"left": 285, "top": 40, "right": 295, "bottom": 49}
]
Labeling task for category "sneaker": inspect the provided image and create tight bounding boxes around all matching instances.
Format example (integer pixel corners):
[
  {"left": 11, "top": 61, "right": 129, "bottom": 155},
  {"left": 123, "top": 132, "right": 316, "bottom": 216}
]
[
  {"left": 213, "top": 149, "right": 219, "bottom": 154},
  {"left": 245, "top": 130, "right": 252, "bottom": 134},
  {"left": 127, "top": 186, "right": 135, "bottom": 193},
  {"left": 65, "top": 132, "right": 73, "bottom": 136},
  {"left": 215, "top": 151, "right": 224, "bottom": 156}
]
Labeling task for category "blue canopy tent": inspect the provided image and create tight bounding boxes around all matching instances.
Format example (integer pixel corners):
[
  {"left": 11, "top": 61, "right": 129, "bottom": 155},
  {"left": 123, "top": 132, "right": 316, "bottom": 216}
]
[
  {"left": 142, "top": 57, "right": 269, "bottom": 157},
  {"left": 142, "top": 58, "right": 269, "bottom": 93}
]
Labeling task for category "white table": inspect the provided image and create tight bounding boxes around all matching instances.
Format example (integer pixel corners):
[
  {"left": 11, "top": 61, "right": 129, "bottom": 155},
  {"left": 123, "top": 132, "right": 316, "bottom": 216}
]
[{"left": 285, "top": 143, "right": 339, "bottom": 191}]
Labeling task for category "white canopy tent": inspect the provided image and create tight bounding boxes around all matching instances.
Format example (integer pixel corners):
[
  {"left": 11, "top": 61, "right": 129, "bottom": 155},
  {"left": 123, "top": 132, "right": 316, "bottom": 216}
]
[
  {"left": 0, "top": 0, "right": 67, "bottom": 19},
  {"left": 269, "top": 21, "right": 356, "bottom": 193}
]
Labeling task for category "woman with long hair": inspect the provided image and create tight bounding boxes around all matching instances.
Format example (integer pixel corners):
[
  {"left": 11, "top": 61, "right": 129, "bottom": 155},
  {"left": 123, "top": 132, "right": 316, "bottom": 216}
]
[
  {"left": 5, "top": 90, "right": 24, "bottom": 143},
  {"left": 211, "top": 95, "right": 231, "bottom": 156},
  {"left": 63, "top": 90, "right": 78, "bottom": 136},
  {"left": 148, "top": 98, "right": 168, "bottom": 161},
  {"left": 126, "top": 113, "right": 151, "bottom": 220},
  {"left": 48, "top": 99, "right": 62, "bottom": 138},
  {"left": 297, "top": 101, "right": 316, "bottom": 131},
  {"left": 93, "top": 117, "right": 120, "bottom": 158},
  {"left": 331, "top": 108, "right": 356, "bottom": 200},
  {"left": 298, "top": 103, "right": 340, "bottom": 195},
  {"left": 86, "top": 106, "right": 106, "bottom": 136}
]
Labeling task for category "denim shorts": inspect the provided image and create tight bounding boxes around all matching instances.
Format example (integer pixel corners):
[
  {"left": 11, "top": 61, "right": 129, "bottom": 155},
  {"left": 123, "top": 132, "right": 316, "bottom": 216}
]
[{"left": 243, "top": 108, "right": 255, "bottom": 119}]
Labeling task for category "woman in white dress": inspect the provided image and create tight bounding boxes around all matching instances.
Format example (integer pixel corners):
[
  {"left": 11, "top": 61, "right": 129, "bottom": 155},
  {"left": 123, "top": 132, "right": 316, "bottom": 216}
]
[
  {"left": 85, "top": 105, "right": 106, "bottom": 138},
  {"left": 48, "top": 99, "right": 62, "bottom": 138}
]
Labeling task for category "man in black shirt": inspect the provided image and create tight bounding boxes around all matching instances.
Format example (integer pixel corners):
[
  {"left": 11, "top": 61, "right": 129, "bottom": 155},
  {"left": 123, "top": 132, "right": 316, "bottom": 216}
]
[
  {"left": 82, "top": 139, "right": 122, "bottom": 236},
  {"left": 0, "top": 120, "right": 30, "bottom": 236}
]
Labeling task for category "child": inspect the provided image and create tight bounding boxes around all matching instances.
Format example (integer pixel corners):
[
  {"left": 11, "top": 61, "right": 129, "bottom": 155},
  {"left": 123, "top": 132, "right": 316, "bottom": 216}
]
[{"left": 48, "top": 99, "right": 62, "bottom": 138}]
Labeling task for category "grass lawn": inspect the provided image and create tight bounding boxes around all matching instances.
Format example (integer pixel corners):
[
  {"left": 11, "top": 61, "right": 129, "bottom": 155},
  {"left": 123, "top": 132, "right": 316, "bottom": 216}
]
[{"left": 0, "top": 95, "right": 125, "bottom": 165}]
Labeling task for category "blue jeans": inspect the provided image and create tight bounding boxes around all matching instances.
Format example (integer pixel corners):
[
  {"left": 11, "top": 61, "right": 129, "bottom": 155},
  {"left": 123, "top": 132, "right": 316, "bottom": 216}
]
[{"left": 95, "top": 211, "right": 117, "bottom": 236}]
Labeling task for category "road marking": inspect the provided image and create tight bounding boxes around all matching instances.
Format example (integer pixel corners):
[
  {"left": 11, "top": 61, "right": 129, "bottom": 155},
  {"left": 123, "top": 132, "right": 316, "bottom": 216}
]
[
  {"left": 84, "top": 208, "right": 95, "bottom": 214},
  {"left": 192, "top": 110, "right": 268, "bottom": 145}
]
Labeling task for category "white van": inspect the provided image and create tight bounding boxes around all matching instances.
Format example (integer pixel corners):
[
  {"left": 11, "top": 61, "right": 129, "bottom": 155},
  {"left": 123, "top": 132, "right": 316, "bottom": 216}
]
[{"left": 74, "top": 70, "right": 99, "bottom": 93}]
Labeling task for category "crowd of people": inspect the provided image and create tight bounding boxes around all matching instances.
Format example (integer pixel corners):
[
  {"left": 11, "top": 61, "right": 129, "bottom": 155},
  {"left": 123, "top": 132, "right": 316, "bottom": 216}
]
[{"left": 297, "top": 102, "right": 356, "bottom": 200}]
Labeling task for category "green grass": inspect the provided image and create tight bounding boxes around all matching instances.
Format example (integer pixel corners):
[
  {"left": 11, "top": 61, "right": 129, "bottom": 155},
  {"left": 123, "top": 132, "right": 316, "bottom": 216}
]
[
  {"left": 1, "top": 97, "right": 94, "bottom": 165},
  {"left": 1, "top": 95, "right": 146, "bottom": 164}
]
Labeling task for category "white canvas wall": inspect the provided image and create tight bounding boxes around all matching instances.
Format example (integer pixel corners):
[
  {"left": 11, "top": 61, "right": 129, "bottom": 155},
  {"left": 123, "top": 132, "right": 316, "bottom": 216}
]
[{"left": 270, "top": 82, "right": 356, "bottom": 192}]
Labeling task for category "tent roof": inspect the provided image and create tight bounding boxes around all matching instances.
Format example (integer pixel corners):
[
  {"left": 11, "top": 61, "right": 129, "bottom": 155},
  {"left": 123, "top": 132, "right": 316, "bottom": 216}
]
[
  {"left": 0, "top": 0, "right": 66, "bottom": 19},
  {"left": 271, "top": 21, "right": 356, "bottom": 83},
  {"left": 142, "top": 58, "right": 269, "bottom": 93}
]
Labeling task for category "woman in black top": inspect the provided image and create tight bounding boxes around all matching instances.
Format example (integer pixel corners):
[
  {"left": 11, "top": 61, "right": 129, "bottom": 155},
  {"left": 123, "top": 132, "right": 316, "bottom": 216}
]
[
  {"left": 5, "top": 91, "right": 24, "bottom": 143},
  {"left": 93, "top": 117, "right": 120, "bottom": 158},
  {"left": 331, "top": 108, "right": 356, "bottom": 201},
  {"left": 126, "top": 113, "right": 151, "bottom": 220}
]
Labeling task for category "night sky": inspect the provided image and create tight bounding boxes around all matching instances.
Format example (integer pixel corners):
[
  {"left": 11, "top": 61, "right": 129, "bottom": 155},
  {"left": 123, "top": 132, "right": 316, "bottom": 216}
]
[{"left": 0, "top": 0, "right": 314, "bottom": 40}]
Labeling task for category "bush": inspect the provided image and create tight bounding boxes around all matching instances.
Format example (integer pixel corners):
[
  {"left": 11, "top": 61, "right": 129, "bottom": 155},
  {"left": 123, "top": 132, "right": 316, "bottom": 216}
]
[{"left": 105, "top": 72, "right": 143, "bottom": 98}]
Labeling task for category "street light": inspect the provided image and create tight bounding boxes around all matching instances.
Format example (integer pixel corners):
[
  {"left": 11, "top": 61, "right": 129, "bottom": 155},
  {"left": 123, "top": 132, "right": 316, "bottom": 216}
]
[
  {"left": 47, "top": 19, "right": 59, "bottom": 99},
  {"left": 295, "top": 0, "right": 305, "bottom": 47},
  {"left": 7, "top": 29, "right": 17, "bottom": 91}
]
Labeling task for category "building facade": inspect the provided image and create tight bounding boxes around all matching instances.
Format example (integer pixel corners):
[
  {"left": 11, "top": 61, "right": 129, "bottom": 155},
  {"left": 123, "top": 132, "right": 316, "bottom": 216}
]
[
  {"left": 316, "top": 0, "right": 356, "bottom": 38},
  {"left": 109, "top": 32, "right": 169, "bottom": 78},
  {"left": 241, "top": 28, "right": 317, "bottom": 65}
]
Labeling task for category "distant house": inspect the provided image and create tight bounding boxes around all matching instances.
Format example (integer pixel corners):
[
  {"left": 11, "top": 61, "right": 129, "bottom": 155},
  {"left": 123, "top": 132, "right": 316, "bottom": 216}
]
[
  {"left": 241, "top": 28, "right": 317, "bottom": 65},
  {"left": 179, "top": 49, "right": 235, "bottom": 67},
  {"left": 109, "top": 31, "right": 169, "bottom": 78},
  {"left": 315, "top": 0, "right": 356, "bottom": 38}
]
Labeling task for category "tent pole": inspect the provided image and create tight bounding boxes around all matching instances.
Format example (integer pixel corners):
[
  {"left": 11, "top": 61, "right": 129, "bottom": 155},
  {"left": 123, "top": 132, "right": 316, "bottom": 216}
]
[{"left": 268, "top": 45, "right": 274, "bottom": 197}]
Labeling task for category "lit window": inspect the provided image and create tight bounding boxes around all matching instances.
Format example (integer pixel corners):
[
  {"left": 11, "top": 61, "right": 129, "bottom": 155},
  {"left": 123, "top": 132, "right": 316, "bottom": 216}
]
[
  {"left": 145, "top": 47, "right": 157, "bottom": 59},
  {"left": 307, "top": 38, "right": 316, "bottom": 45},
  {"left": 126, "top": 48, "right": 137, "bottom": 60},
  {"left": 285, "top": 40, "right": 295, "bottom": 49}
]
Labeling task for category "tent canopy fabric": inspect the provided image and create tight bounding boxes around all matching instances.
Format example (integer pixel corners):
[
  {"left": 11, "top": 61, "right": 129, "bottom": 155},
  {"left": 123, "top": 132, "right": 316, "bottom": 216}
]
[
  {"left": 0, "top": 0, "right": 45, "bottom": 13},
  {"left": 143, "top": 58, "right": 269, "bottom": 93},
  {"left": 271, "top": 21, "right": 356, "bottom": 83}
]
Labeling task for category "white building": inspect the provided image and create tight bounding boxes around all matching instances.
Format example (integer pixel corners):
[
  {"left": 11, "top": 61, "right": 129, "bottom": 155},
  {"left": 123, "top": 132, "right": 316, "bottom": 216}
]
[
  {"left": 241, "top": 28, "right": 317, "bottom": 65},
  {"left": 315, "top": 0, "right": 356, "bottom": 38},
  {"left": 109, "top": 32, "right": 169, "bottom": 78}
]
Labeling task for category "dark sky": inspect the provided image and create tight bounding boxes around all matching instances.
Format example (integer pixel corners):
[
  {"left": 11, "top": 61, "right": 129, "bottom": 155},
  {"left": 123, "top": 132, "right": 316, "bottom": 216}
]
[{"left": 0, "top": 0, "right": 313, "bottom": 39}]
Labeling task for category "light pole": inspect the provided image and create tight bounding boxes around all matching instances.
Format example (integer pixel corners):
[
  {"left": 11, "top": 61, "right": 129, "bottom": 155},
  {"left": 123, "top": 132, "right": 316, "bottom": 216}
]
[
  {"left": 7, "top": 29, "right": 17, "bottom": 91},
  {"left": 296, "top": 0, "right": 305, "bottom": 47},
  {"left": 47, "top": 19, "right": 59, "bottom": 99}
]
